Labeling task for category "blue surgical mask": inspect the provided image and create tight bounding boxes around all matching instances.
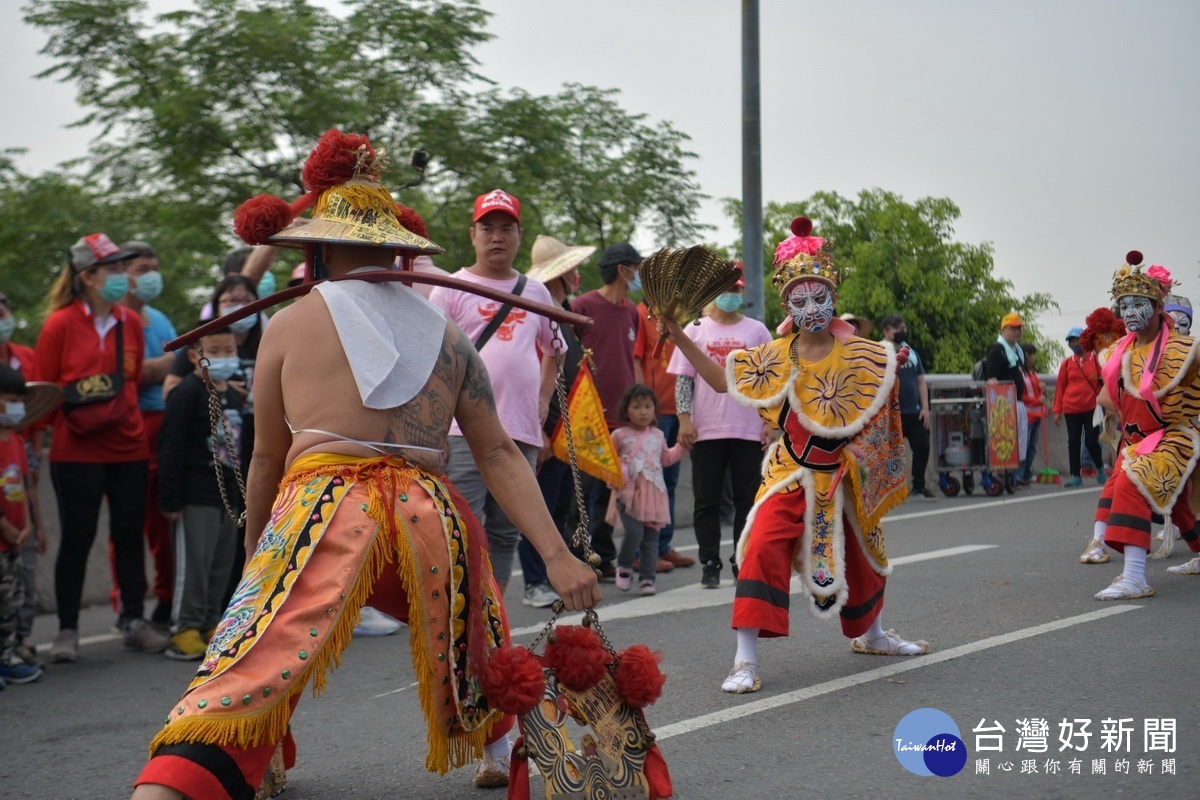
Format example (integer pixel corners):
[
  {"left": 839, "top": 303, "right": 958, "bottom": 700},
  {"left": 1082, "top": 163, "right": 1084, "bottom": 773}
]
[
  {"left": 0, "top": 401, "right": 25, "bottom": 428},
  {"left": 221, "top": 306, "right": 257, "bottom": 334},
  {"left": 131, "top": 270, "right": 163, "bottom": 303},
  {"left": 1070, "top": 343, "right": 1084, "bottom": 356},
  {"left": 625, "top": 267, "right": 642, "bottom": 293},
  {"left": 714, "top": 293, "right": 744, "bottom": 313},
  {"left": 99, "top": 273, "right": 129, "bottom": 303},
  {"left": 205, "top": 357, "right": 241, "bottom": 382},
  {"left": 0, "top": 317, "right": 15, "bottom": 344},
  {"left": 258, "top": 271, "right": 277, "bottom": 296}
]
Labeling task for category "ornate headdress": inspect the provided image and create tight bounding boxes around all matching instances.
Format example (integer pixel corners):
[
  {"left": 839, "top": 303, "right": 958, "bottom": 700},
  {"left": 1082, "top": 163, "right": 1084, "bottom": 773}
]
[
  {"left": 233, "top": 129, "right": 442, "bottom": 256},
  {"left": 1110, "top": 250, "right": 1174, "bottom": 302},
  {"left": 771, "top": 217, "right": 844, "bottom": 294}
]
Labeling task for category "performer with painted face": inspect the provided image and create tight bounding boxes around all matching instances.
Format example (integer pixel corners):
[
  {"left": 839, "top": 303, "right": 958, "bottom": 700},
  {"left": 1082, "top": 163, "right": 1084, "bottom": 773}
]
[
  {"left": 658, "top": 217, "right": 926, "bottom": 694},
  {"left": 1083, "top": 252, "right": 1200, "bottom": 596},
  {"left": 1165, "top": 293, "right": 1193, "bottom": 337}
]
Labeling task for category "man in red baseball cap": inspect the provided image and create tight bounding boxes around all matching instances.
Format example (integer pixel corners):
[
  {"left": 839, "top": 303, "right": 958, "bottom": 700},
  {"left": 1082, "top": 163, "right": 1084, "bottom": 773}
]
[{"left": 473, "top": 189, "right": 521, "bottom": 225}]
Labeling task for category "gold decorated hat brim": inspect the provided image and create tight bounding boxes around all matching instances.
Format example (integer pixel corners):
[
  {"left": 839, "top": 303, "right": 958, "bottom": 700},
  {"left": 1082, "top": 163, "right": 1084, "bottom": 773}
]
[
  {"left": 269, "top": 218, "right": 444, "bottom": 255},
  {"left": 528, "top": 245, "right": 596, "bottom": 283}
]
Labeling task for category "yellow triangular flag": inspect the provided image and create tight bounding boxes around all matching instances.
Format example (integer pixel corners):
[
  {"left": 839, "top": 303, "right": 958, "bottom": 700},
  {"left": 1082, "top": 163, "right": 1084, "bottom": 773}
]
[{"left": 552, "top": 363, "right": 624, "bottom": 489}]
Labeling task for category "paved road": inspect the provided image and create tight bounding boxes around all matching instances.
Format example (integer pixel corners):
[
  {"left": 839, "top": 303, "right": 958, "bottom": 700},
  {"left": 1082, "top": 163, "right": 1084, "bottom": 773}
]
[{"left": 5, "top": 484, "right": 1197, "bottom": 799}]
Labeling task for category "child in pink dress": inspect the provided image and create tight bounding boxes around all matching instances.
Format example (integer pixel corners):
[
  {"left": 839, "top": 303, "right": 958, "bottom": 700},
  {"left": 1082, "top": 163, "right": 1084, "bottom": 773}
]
[{"left": 608, "top": 384, "right": 689, "bottom": 595}]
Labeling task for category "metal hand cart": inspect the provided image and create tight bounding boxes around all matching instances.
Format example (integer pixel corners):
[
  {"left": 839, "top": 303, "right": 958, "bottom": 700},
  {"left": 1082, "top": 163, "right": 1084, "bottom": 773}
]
[{"left": 929, "top": 379, "right": 1018, "bottom": 497}]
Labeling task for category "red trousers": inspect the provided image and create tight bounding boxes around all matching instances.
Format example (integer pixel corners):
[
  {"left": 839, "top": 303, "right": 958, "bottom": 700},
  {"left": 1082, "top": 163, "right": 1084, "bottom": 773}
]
[
  {"left": 110, "top": 410, "right": 173, "bottom": 612},
  {"left": 1096, "top": 454, "right": 1200, "bottom": 554},
  {"left": 732, "top": 488, "right": 886, "bottom": 639},
  {"left": 134, "top": 562, "right": 515, "bottom": 799}
]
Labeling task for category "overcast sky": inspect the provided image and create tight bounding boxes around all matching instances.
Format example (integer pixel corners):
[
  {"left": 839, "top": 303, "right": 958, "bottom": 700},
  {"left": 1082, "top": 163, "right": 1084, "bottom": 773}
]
[{"left": 2, "top": 0, "right": 1197, "bottom": 341}]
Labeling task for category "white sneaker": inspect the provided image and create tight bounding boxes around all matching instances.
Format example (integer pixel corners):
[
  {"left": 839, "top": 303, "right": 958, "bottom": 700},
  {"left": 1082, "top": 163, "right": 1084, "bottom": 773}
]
[
  {"left": 353, "top": 606, "right": 404, "bottom": 637},
  {"left": 1166, "top": 556, "right": 1200, "bottom": 575},
  {"left": 521, "top": 582, "right": 560, "bottom": 608},
  {"left": 721, "top": 661, "right": 761, "bottom": 693}
]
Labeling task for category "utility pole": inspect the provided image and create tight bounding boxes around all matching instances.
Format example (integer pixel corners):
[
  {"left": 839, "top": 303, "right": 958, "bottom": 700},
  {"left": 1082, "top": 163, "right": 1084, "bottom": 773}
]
[{"left": 741, "top": 0, "right": 765, "bottom": 321}]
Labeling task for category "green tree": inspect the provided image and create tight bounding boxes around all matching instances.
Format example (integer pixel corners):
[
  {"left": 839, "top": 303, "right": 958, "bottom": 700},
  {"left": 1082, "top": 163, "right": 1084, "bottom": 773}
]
[
  {"left": 724, "top": 189, "right": 1059, "bottom": 373},
  {"left": 21, "top": 0, "right": 706, "bottom": 288}
]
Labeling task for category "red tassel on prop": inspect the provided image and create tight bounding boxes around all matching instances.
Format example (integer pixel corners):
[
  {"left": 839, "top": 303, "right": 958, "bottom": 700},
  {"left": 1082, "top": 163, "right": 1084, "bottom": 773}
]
[
  {"left": 613, "top": 645, "right": 666, "bottom": 708},
  {"left": 302, "top": 129, "right": 375, "bottom": 192},
  {"left": 507, "top": 736, "right": 531, "bottom": 800},
  {"left": 396, "top": 204, "right": 429, "bottom": 238},
  {"left": 480, "top": 645, "right": 545, "bottom": 716},
  {"left": 644, "top": 742, "right": 674, "bottom": 799},
  {"left": 544, "top": 626, "right": 611, "bottom": 692},
  {"left": 233, "top": 194, "right": 294, "bottom": 245},
  {"left": 1126, "top": 250, "right": 1144, "bottom": 266}
]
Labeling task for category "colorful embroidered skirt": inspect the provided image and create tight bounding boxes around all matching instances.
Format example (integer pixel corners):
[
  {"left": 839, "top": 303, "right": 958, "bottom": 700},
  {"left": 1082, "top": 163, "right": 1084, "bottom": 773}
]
[{"left": 146, "top": 454, "right": 509, "bottom": 777}]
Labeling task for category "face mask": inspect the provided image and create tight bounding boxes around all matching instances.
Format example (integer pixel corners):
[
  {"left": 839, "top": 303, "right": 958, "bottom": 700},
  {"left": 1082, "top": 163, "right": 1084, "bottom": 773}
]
[
  {"left": 131, "top": 270, "right": 163, "bottom": 303},
  {"left": 220, "top": 305, "right": 257, "bottom": 334},
  {"left": 99, "top": 273, "right": 129, "bottom": 303},
  {"left": 624, "top": 267, "right": 642, "bottom": 293},
  {"left": 1170, "top": 311, "right": 1192, "bottom": 336},
  {"left": 787, "top": 282, "right": 835, "bottom": 333},
  {"left": 1070, "top": 343, "right": 1084, "bottom": 356},
  {"left": 0, "top": 317, "right": 15, "bottom": 344},
  {"left": 894, "top": 327, "right": 908, "bottom": 340},
  {"left": 0, "top": 401, "right": 25, "bottom": 428},
  {"left": 205, "top": 356, "right": 241, "bottom": 382},
  {"left": 1118, "top": 296, "right": 1155, "bottom": 333},
  {"left": 258, "top": 271, "right": 277, "bottom": 296},
  {"left": 714, "top": 293, "right": 744, "bottom": 312}
]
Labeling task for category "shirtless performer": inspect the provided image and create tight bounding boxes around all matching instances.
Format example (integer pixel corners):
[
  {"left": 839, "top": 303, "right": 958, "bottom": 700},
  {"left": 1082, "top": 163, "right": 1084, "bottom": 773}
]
[{"left": 132, "top": 130, "right": 600, "bottom": 800}]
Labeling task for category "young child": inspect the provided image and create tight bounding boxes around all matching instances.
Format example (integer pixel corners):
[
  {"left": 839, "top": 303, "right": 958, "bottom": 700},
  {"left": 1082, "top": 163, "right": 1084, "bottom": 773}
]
[
  {"left": 608, "top": 384, "right": 689, "bottom": 595},
  {"left": 158, "top": 326, "right": 245, "bottom": 660},
  {"left": 0, "top": 364, "right": 46, "bottom": 685}
]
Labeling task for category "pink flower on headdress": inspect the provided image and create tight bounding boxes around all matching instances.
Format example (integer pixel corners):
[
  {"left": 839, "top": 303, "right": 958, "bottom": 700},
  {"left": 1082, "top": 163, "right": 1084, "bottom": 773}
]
[
  {"left": 1146, "top": 264, "right": 1174, "bottom": 293},
  {"left": 773, "top": 235, "right": 825, "bottom": 265}
]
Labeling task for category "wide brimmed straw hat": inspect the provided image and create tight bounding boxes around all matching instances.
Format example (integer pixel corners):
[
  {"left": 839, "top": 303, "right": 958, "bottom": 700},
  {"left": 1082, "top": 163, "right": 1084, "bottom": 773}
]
[
  {"left": 233, "top": 130, "right": 443, "bottom": 256},
  {"left": 17, "top": 382, "right": 63, "bottom": 432},
  {"left": 527, "top": 235, "right": 596, "bottom": 283},
  {"left": 838, "top": 313, "right": 874, "bottom": 337}
]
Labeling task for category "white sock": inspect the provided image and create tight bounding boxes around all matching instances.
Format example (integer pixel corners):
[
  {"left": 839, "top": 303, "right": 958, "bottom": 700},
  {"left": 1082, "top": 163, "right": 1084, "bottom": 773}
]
[
  {"left": 1122, "top": 545, "right": 1148, "bottom": 586},
  {"left": 1093, "top": 521, "right": 1107, "bottom": 543},
  {"left": 865, "top": 617, "right": 886, "bottom": 643},
  {"left": 734, "top": 627, "right": 759, "bottom": 664},
  {"left": 483, "top": 734, "right": 510, "bottom": 762}
]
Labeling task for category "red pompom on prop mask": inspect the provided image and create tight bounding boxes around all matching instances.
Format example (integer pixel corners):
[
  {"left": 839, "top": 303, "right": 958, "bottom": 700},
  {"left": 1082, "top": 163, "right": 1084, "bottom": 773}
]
[
  {"left": 396, "top": 205, "right": 429, "bottom": 238},
  {"left": 1126, "top": 250, "right": 1144, "bottom": 266},
  {"left": 233, "top": 194, "right": 294, "bottom": 245},
  {"left": 613, "top": 645, "right": 666, "bottom": 708},
  {"left": 302, "top": 129, "right": 376, "bottom": 193},
  {"left": 543, "top": 625, "right": 611, "bottom": 692},
  {"left": 480, "top": 645, "right": 546, "bottom": 716}
]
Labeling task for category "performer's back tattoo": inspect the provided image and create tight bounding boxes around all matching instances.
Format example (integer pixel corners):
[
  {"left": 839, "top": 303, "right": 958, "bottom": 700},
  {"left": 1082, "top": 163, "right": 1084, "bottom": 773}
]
[{"left": 383, "top": 322, "right": 496, "bottom": 470}]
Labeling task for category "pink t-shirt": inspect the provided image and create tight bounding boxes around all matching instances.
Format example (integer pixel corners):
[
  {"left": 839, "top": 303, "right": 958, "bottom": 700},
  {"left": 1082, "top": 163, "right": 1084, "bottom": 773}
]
[
  {"left": 667, "top": 315, "right": 772, "bottom": 443},
  {"left": 429, "top": 269, "right": 561, "bottom": 447}
]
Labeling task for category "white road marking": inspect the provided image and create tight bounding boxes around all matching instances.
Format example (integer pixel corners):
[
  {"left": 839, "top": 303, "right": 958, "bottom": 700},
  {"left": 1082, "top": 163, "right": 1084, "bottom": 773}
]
[
  {"left": 653, "top": 605, "right": 1141, "bottom": 742},
  {"left": 507, "top": 544, "right": 997, "bottom": 639},
  {"left": 372, "top": 681, "right": 418, "bottom": 699},
  {"left": 35, "top": 632, "right": 121, "bottom": 654}
]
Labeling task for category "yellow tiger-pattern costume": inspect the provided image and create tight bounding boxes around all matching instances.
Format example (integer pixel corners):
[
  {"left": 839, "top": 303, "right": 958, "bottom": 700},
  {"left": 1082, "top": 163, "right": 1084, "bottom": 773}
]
[{"left": 724, "top": 333, "right": 909, "bottom": 616}]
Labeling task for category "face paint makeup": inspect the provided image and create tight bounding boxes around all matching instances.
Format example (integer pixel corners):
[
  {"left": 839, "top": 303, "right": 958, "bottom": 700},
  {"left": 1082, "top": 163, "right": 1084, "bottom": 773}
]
[
  {"left": 786, "top": 281, "right": 834, "bottom": 333},
  {"left": 1169, "top": 310, "right": 1192, "bottom": 336},
  {"left": 1118, "top": 295, "right": 1155, "bottom": 333}
]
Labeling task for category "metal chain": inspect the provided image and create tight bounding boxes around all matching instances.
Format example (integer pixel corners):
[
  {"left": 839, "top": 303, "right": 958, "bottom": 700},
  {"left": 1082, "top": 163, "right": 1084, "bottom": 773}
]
[{"left": 194, "top": 343, "right": 249, "bottom": 528}]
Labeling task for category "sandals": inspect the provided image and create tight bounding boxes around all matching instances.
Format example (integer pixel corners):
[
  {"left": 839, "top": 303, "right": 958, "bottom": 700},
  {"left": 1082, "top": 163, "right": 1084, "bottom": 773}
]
[
  {"left": 1079, "top": 540, "right": 1110, "bottom": 564},
  {"left": 1166, "top": 556, "right": 1200, "bottom": 575},
  {"left": 850, "top": 629, "right": 929, "bottom": 656},
  {"left": 473, "top": 757, "right": 510, "bottom": 789},
  {"left": 1094, "top": 576, "right": 1156, "bottom": 601},
  {"left": 721, "top": 661, "right": 762, "bottom": 694}
]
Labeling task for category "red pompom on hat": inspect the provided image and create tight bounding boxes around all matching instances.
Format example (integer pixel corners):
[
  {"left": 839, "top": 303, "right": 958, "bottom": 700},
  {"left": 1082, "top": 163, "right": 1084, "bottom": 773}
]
[
  {"left": 302, "top": 129, "right": 376, "bottom": 193},
  {"left": 480, "top": 645, "right": 546, "bottom": 716},
  {"left": 791, "top": 216, "right": 813, "bottom": 237},
  {"left": 1126, "top": 250, "right": 1144, "bottom": 266},
  {"left": 543, "top": 625, "right": 611, "bottom": 692},
  {"left": 234, "top": 194, "right": 294, "bottom": 245},
  {"left": 613, "top": 645, "right": 666, "bottom": 708},
  {"left": 396, "top": 205, "right": 429, "bottom": 238}
]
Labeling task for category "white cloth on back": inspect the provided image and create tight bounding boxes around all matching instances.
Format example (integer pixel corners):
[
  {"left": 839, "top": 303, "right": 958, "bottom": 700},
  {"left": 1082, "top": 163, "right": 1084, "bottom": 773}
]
[{"left": 313, "top": 267, "right": 446, "bottom": 409}]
